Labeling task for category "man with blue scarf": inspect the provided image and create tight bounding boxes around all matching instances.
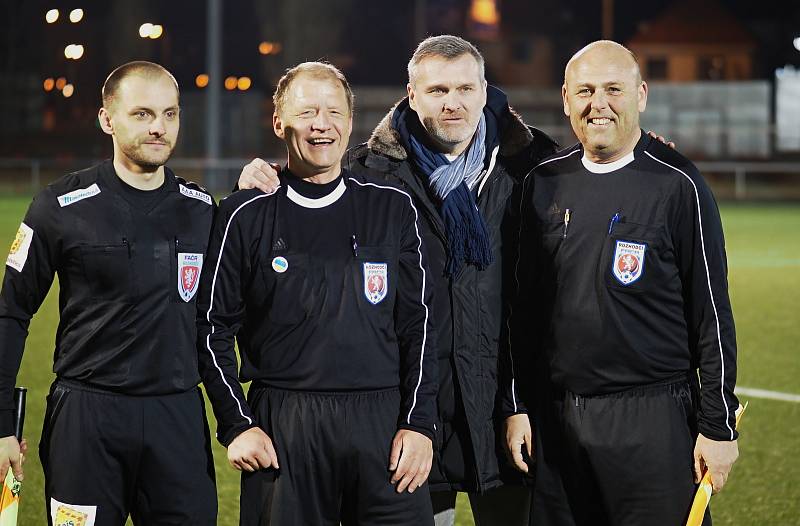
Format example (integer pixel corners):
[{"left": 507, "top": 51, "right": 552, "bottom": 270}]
[
  {"left": 237, "top": 35, "right": 558, "bottom": 525},
  {"left": 345, "top": 36, "right": 558, "bottom": 525}
]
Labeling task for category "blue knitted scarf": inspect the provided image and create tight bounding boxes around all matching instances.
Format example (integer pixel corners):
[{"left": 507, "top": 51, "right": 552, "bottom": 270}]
[{"left": 408, "top": 114, "right": 493, "bottom": 276}]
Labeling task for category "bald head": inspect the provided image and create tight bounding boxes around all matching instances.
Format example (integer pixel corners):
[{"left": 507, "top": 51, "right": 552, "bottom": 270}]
[
  {"left": 561, "top": 40, "right": 648, "bottom": 163},
  {"left": 565, "top": 40, "right": 641, "bottom": 87}
]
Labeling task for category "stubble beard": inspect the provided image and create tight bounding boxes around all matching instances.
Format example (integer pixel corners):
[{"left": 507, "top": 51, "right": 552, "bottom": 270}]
[
  {"left": 422, "top": 116, "right": 476, "bottom": 152},
  {"left": 120, "top": 139, "right": 174, "bottom": 170}
]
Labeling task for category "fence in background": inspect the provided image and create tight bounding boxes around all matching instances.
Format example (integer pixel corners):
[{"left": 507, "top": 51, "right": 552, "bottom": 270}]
[{"left": 1, "top": 157, "right": 800, "bottom": 200}]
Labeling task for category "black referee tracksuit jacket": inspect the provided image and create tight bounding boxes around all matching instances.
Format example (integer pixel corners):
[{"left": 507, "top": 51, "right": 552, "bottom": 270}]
[
  {"left": 196, "top": 169, "right": 437, "bottom": 446},
  {"left": 0, "top": 160, "right": 215, "bottom": 434},
  {"left": 505, "top": 133, "right": 739, "bottom": 440}
]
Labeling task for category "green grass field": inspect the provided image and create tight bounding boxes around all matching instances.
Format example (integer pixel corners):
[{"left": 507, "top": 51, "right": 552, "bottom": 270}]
[{"left": 0, "top": 196, "right": 798, "bottom": 525}]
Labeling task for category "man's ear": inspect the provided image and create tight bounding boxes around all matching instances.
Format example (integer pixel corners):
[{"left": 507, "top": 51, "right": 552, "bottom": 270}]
[
  {"left": 98, "top": 107, "right": 114, "bottom": 136},
  {"left": 638, "top": 81, "right": 648, "bottom": 113},
  {"left": 407, "top": 83, "right": 416, "bottom": 111},
  {"left": 562, "top": 84, "right": 570, "bottom": 117},
  {"left": 273, "top": 112, "right": 285, "bottom": 139}
]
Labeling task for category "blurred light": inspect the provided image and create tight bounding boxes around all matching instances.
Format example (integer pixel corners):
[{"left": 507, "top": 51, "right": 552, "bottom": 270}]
[
  {"left": 139, "top": 23, "right": 154, "bottom": 38},
  {"left": 224, "top": 76, "right": 238, "bottom": 90},
  {"left": 237, "top": 77, "right": 252, "bottom": 91},
  {"left": 69, "top": 8, "right": 83, "bottom": 23},
  {"left": 43, "top": 78, "right": 55, "bottom": 92},
  {"left": 45, "top": 9, "right": 59, "bottom": 24},
  {"left": 258, "top": 41, "right": 282, "bottom": 55},
  {"left": 64, "top": 44, "right": 85, "bottom": 60},
  {"left": 55, "top": 77, "right": 67, "bottom": 90},
  {"left": 149, "top": 24, "right": 163, "bottom": 39},
  {"left": 794, "top": 37, "right": 800, "bottom": 52},
  {"left": 470, "top": 0, "right": 499, "bottom": 25},
  {"left": 62, "top": 84, "right": 74, "bottom": 98},
  {"left": 195, "top": 74, "right": 209, "bottom": 88}
]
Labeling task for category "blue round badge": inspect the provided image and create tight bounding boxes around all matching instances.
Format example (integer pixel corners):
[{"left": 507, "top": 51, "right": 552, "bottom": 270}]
[{"left": 272, "top": 256, "right": 288, "bottom": 273}]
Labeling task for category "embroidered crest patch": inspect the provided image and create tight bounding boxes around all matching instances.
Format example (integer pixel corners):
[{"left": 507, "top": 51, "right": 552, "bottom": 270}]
[
  {"left": 363, "top": 262, "right": 388, "bottom": 304},
  {"left": 178, "top": 252, "right": 203, "bottom": 301},
  {"left": 51, "top": 497, "right": 97, "bottom": 526},
  {"left": 612, "top": 240, "right": 646, "bottom": 285}
]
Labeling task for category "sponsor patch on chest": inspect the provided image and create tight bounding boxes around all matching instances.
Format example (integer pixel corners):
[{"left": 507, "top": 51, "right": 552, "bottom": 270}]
[
  {"left": 179, "top": 184, "right": 212, "bottom": 205},
  {"left": 612, "top": 240, "right": 646, "bottom": 285},
  {"left": 178, "top": 252, "right": 203, "bottom": 301},
  {"left": 363, "top": 262, "right": 388, "bottom": 304},
  {"left": 6, "top": 222, "right": 33, "bottom": 272},
  {"left": 57, "top": 183, "right": 101, "bottom": 207},
  {"left": 50, "top": 497, "right": 97, "bottom": 526}
]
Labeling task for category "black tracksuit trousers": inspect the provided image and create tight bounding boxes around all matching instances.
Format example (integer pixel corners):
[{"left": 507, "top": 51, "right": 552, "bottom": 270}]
[
  {"left": 240, "top": 386, "right": 434, "bottom": 526},
  {"left": 531, "top": 376, "right": 711, "bottom": 526},
  {"left": 40, "top": 380, "right": 217, "bottom": 525}
]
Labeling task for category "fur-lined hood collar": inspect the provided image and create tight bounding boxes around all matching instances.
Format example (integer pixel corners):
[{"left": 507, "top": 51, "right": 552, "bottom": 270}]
[{"left": 367, "top": 85, "right": 533, "bottom": 161}]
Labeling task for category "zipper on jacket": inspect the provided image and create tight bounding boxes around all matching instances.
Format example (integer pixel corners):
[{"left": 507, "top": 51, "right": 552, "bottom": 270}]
[
  {"left": 122, "top": 237, "right": 131, "bottom": 258},
  {"left": 562, "top": 209, "right": 571, "bottom": 239}
]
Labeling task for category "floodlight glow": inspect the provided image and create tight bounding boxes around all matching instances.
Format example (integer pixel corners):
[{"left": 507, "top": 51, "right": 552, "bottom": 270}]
[
  {"left": 43, "top": 78, "right": 55, "bottom": 92},
  {"left": 62, "top": 84, "right": 74, "bottom": 98},
  {"left": 139, "top": 23, "right": 154, "bottom": 38},
  {"left": 149, "top": 24, "right": 163, "bottom": 39},
  {"left": 55, "top": 77, "right": 67, "bottom": 90},
  {"left": 794, "top": 37, "right": 800, "bottom": 52},
  {"left": 64, "top": 44, "right": 84, "bottom": 60},
  {"left": 196, "top": 74, "right": 209, "bottom": 88},
  {"left": 45, "top": 9, "right": 59, "bottom": 23},
  {"left": 224, "top": 77, "right": 238, "bottom": 91},
  {"left": 237, "top": 77, "right": 252, "bottom": 91},
  {"left": 69, "top": 9, "right": 83, "bottom": 23}
]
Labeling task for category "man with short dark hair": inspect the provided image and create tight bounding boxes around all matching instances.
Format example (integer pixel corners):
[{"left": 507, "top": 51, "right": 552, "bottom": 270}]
[
  {"left": 0, "top": 61, "right": 217, "bottom": 525},
  {"left": 504, "top": 40, "right": 740, "bottom": 526},
  {"left": 198, "top": 61, "right": 437, "bottom": 526}
]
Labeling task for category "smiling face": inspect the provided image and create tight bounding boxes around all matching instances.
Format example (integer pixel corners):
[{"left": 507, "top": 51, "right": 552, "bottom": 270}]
[
  {"left": 273, "top": 73, "right": 352, "bottom": 183},
  {"left": 562, "top": 42, "right": 647, "bottom": 163},
  {"left": 99, "top": 74, "right": 180, "bottom": 172},
  {"left": 407, "top": 53, "right": 487, "bottom": 156}
]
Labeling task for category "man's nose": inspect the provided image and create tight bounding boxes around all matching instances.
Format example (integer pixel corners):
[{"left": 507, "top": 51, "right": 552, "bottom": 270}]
[
  {"left": 590, "top": 90, "right": 609, "bottom": 110},
  {"left": 311, "top": 112, "right": 332, "bottom": 130},
  {"left": 150, "top": 117, "right": 166, "bottom": 136},
  {"left": 442, "top": 92, "right": 462, "bottom": 112}
]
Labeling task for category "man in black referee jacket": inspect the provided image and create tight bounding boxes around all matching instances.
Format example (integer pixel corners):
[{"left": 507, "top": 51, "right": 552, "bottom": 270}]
[
  {"left": 0, "top": 62, "right": 217, "bottom": 524},
  {"left": 196, "top": 62, "right": 437, "bottom": 525},
  {"left": 504, "top": 41, "right": 740, "bottom": 525}
]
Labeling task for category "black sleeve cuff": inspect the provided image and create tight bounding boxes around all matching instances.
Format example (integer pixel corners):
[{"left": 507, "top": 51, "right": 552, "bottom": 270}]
[
  {"left": 219, "top": 421, "right": 259, "bottom": 447},
  {"left": 397, "top": 423, "right": 435, "bottom": 441},
  {"left": 0, "top": 410, "right": 14, "bottom": 438}
]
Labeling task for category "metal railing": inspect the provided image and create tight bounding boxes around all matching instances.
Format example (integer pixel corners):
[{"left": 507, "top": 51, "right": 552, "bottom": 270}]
[{"left": 1, "top": 158, "right": 800, "bottom": 199}]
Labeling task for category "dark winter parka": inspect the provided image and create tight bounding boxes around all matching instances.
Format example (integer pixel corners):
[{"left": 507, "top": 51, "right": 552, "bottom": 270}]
[{"left": 345, "top": 86, "right": 558, "bottom": 492}]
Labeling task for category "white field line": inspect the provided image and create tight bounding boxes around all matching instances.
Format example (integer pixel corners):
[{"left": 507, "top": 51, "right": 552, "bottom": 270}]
[{"left": 735, "top": 386, "right": 800, "bottom": 403}]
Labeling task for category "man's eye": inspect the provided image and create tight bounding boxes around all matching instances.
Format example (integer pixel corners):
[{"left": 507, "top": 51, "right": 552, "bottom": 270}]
[
  {"left": 577, "top": 89, "right": 591, "bottom": 96},
  {"left": 460, "top": 86, "right": 473, "bottom": 93},
  {"left": 135, "top": 111, "right": 148, "bottom": 119},
  {"left": 430, "top": 88, "right": 445, "bottom": 95},
  {"left": 608, "top": 87, "right": 622, "bottom": 94}
]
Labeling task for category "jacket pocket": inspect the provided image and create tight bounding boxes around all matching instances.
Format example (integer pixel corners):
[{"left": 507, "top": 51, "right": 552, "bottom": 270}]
[
  {"left": 260, "top": 252, "right": 311, "bottom": 325},
  {"left": 79, "top": 242, "right": 131, "bottom": 301}
]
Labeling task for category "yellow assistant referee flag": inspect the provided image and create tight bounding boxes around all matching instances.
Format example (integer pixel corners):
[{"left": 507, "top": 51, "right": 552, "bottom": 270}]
[{"left": 685, "top": 402, "right": 747, "bottom": 526}]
